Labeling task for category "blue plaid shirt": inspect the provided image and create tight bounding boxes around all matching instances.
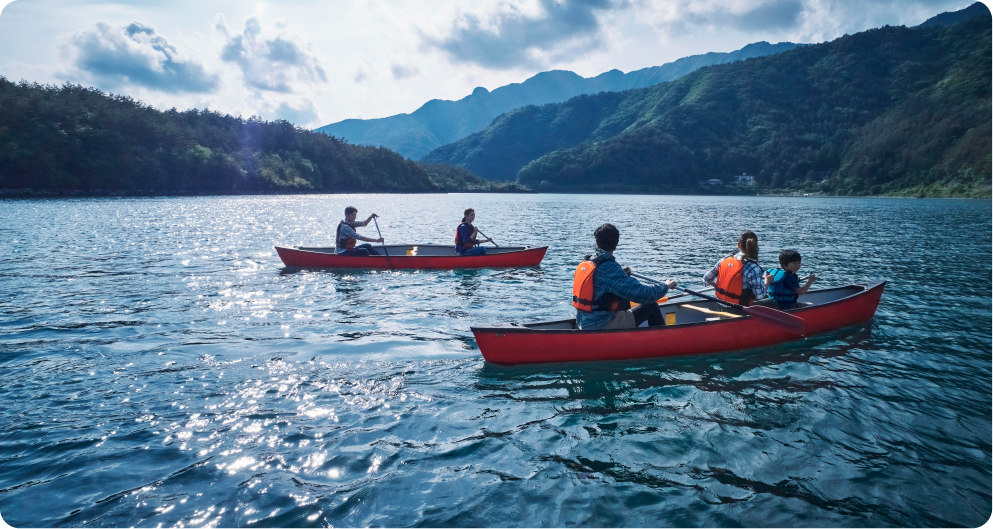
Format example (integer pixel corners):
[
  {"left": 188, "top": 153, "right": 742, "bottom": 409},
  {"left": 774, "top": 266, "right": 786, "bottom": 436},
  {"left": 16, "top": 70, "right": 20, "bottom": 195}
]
[
  {"left": 703, "top": 252, "right": 768, "bottom": 300},
  {"left": 575, "top": 249, "right": 670, "bottom": 330}
]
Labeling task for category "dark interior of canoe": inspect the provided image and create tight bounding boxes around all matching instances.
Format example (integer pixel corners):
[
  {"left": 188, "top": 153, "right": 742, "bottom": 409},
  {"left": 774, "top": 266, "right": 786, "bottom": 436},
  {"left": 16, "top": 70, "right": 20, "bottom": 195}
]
[
  {"left": 295, "top": 245, "right": 534, "bottom": 257},
  {"left": 503, "top": 285, "right": 868, "bottom": 331}
]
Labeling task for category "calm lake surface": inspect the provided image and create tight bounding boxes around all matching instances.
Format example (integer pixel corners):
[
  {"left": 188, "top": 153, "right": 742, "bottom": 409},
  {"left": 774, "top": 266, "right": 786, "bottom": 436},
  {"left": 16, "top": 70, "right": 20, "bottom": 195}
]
[{"left": 0, "top": 194, "right": 990, "bottom": 527}]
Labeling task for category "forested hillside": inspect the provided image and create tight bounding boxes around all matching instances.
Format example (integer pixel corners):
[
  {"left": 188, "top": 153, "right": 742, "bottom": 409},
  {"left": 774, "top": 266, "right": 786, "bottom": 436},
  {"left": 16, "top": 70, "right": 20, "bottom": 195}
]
[
  {"left": 424, "top": 14, "right": 991, "bottom": 197},
  {"left": 0, "top": 79, "right": 516, "bottom": 195},
  {"left": 316, "top": 41, "right": 798, "bottom": 160}
]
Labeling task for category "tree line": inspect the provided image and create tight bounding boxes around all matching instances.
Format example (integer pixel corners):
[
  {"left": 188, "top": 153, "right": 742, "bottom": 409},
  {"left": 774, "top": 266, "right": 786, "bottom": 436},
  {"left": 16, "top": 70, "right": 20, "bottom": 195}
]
[{"left": 0, "top": 78, "right": 526, "bottom": 195}]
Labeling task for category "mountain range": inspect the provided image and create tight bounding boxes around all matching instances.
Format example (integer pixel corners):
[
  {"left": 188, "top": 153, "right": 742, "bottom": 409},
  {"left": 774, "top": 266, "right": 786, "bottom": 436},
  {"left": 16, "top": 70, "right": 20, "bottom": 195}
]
[
  {"left": 421, "top": 5, "right": 991, "bottom": 198},
  {"left": 315, "top": 41, "right": 800, "bottom": 160}
]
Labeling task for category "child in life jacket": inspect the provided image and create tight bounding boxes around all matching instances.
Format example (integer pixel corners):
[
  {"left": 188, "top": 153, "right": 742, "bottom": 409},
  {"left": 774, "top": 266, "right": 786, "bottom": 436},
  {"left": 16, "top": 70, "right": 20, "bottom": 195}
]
[
  {"left": 767, "top": 249, "right": 818, "bottom": 309},
  {"left": 703, "top": 230, "right": 769, "bottom": 307},
  {"left": 573, "top": 223, "right": 676, "bottom": 330}
]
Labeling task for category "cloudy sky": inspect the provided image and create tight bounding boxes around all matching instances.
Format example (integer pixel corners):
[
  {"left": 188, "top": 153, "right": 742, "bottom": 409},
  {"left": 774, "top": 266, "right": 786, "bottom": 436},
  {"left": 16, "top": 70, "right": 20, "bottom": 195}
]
[{"left": 0, "top": 0, "right": 976, "bottom": 129}]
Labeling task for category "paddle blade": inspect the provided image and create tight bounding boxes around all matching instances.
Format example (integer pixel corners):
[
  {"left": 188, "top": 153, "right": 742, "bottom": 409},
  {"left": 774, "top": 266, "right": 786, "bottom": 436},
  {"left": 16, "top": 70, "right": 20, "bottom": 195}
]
[
  {"left": 743, "top": 305, "right": 807, "bottom": 335},
  {"left": 631, "top": 296, "right": 668, "bottom": 308}
]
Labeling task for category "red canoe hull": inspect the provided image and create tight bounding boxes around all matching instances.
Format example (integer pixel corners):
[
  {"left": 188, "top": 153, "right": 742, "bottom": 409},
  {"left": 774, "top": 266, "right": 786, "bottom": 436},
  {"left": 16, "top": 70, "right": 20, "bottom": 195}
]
[
  {"left": 471, "top": 282, "right": 885, "bottom": 364},
  {"left": 275, "top": 245, "right": 547, "bottom": 270}
]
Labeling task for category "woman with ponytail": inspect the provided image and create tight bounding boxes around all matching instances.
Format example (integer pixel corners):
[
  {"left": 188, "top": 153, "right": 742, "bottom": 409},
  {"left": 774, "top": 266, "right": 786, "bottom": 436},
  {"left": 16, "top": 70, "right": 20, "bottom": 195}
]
[
  {"left": 454, "top": 208, "right": 492, "bottom": 256},
  {"left": 703, "top": 230, "right": 769, "bottom": 307}
]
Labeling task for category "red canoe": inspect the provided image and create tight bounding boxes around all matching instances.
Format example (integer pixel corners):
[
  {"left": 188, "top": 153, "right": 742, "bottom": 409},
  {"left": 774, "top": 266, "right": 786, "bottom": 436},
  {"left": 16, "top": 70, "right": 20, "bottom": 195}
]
[
  {"left": 471, "top": 281, "right": 885, "bottom": 364},
  {"left": 275, "top": 244, "right": 547, "bottom": 269}
]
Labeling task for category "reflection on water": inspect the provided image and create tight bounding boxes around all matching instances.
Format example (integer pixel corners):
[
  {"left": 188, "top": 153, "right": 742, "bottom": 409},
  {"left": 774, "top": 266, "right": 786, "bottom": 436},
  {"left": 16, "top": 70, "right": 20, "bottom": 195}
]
[
  {"left": 455, "top": 269, "right": 483, "bottom": 301},
  {"left": 0, "top": 194, "right": 989, "bottom": 528}
]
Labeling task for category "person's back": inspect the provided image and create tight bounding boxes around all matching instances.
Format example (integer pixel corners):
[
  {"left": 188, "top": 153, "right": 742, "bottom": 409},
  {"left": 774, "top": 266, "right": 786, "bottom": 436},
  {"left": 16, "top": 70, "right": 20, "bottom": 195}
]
[
  {"left": 768, "top": 268, "right": 801, "bottom": 308},
  {"left": 575, "top": 248, "right": 631, "bottom": 330},
  {"left": 704, "top": 230, "right": 768, "bottom": 307}
]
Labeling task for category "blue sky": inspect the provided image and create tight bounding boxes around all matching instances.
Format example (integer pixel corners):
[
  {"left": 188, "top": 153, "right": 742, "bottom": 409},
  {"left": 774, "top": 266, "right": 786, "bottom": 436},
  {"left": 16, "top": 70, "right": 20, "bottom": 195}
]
[{"left": 0, "top": 0, "right": 976, "bottom": 129}]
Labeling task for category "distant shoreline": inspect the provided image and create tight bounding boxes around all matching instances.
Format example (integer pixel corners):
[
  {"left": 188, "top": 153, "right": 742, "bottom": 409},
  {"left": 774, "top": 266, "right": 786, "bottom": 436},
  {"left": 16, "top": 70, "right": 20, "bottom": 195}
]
[{"left": 2, "top": 188, "right": 985, "bottom": 200}]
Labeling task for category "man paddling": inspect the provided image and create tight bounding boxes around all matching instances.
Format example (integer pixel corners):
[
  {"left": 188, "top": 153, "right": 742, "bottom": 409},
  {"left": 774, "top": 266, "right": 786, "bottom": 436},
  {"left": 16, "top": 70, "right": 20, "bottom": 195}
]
[
  {"left": 573, "top": 223, "right": 677, "bottom": 330},
  {"left": 335, "top": 206, "right": 383, "bottom": 256}
]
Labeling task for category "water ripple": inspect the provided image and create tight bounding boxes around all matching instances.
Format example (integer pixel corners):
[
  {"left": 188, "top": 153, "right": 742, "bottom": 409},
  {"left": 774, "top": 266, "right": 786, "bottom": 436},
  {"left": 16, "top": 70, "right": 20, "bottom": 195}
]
[{"left": 0, "top": 195, "right": 989, "bottom": 527}]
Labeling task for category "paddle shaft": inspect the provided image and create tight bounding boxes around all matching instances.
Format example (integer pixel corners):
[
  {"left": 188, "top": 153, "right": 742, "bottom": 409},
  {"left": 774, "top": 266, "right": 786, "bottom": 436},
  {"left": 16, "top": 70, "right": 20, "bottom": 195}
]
[
  {"left": 372, "top": 217, "right": 393, "bottom": 269},
  {"left": 476, "top": 228, "right": 499, "bottom": 248},
  {"left": 662, "top": 274, "right": 810, "bottom": 302},
  {"left": 631, "top": 272, "right": 743, "bottom": 308}
]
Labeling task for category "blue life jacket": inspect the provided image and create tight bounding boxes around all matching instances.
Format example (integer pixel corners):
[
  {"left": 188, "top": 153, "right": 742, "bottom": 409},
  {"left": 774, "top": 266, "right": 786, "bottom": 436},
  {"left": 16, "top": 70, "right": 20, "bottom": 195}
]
[{"left": 768, "top": 268, "right": 798, "bottom": 307}]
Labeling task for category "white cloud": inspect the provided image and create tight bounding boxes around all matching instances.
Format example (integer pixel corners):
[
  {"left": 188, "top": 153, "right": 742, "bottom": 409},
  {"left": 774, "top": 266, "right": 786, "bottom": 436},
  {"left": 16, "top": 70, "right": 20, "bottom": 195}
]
[
  {"left": 632, "top": 0, "right": 970, "bottom": 42},
  {"left": 420, "top": 0, "right": 621, "bottom": 70},
  {"left": 61, "top": 21, "right": 219, "bottom": 93},
  {"left": 390, "top": 63, "right": 420, "bottom": 80},
  {"left": 219, "top": 15, "right": 327, "bottom": 93},
  {"left": 1, "top": 0, "right": 975, "bottom": 128},
  {"left": 271, "top": 98, "right": 320, "bottom": 124}
]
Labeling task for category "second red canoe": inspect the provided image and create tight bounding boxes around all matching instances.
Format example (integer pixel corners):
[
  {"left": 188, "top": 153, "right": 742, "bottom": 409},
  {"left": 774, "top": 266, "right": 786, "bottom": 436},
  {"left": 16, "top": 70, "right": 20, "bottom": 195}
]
[{"left": 275, "top": 244, "right": 547, "bottom": 269}]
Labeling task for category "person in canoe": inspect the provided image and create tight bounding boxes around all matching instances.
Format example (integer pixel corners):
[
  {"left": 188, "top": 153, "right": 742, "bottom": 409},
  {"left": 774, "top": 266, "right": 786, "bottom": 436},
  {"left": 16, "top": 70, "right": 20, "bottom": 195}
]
[
  {"left": 703, "top": 230, "right": 770, "bottom": 308},
  {"left": 573, "top": 223, "right": 677, "bottom": 330},
  {"left": 455, "top": 208, "right": 493, "bottom": 256},
  {"left": 335, "top": 206, "right": 383, "bottom": 256},
  {"left": 767, "top": 249, "right": 818, "bottom": 309}
]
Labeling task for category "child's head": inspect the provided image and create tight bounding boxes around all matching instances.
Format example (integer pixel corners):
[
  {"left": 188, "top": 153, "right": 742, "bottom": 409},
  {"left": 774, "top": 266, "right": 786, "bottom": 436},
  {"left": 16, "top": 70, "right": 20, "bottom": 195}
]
[{"left": 779, "top": 249, "right": 802, "bottom": 272}]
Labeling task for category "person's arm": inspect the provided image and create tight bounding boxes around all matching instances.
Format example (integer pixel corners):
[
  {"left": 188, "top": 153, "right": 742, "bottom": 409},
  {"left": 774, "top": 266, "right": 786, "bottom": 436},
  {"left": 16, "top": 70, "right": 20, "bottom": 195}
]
[
  {"left": 343, "top": 223, "right": 382, "bottom": 243},
  {"left": 794, "top": 273, "right": 817, "bottom": 295},
  {"left": 703, "top": 262, "right": 720, "bottom": 286},
  {"left": 357, "top": 213, "right": 379, "bottom": 227},
  {"left": 469, "top": 226, "right": 491, "bottom": 244},
  {"left": 745, "top": 263, "right": 768, "bottom": 299},
  {"left": 602, "top": 262, "right": 670, "bottom": 304}
]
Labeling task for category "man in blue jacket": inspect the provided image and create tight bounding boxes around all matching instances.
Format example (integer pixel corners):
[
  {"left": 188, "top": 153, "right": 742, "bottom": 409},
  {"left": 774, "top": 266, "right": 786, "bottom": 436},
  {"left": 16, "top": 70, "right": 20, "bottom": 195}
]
[{"left": 574, "top": 223, "right": 676, "bottom": 330}]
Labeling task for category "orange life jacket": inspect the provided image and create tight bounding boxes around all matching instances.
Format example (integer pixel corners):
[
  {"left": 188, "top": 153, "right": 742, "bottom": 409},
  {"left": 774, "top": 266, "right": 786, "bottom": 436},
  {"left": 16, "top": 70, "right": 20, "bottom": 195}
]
[
  {"left": 572, "top": 259, "right": 630, "bottom": 312},
  {"left": 714, "top": 255, "right": 755, "bottom": 306},
  {"left": 455, "top": 222, "right": 475, "bottom": 250},
  {"left": 336, "top": 221, "right": 356, "bottom": 250}
]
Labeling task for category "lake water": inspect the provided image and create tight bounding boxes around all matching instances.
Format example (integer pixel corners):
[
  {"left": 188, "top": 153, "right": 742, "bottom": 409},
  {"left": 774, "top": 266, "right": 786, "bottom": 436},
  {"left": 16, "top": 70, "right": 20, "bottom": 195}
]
[{"left": 0, "top": 194, "right": 990, "bottom": 527}]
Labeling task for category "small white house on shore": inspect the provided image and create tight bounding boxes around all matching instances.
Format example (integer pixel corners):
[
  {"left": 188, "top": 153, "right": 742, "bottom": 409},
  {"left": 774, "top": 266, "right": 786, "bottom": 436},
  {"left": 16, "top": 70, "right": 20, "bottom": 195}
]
[{"left": 734, "top": 173, "right": 755, "bottom": 184}]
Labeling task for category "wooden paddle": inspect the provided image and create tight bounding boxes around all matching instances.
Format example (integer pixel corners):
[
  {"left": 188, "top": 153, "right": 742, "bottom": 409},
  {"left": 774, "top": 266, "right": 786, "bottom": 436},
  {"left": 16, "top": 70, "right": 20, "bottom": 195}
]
[
  {"left": 620, "top": 273, "right": 811, "bottom": 306},
  {"left": 661, "top": 274, "right": 811, "bottom": 303},
  {"left": 680, "top": 304, "right": 741, "bottom": 318},
  {"left": 631, "top": 296, "right": 668, "bottom": 307},
  {"left": 372, "top": 216, "right": 393, "bottom": 270},
  {"left": 630, "top": 272, "right": 806, "bottom": 335},
  {"left": 476, "top": 228, "right": 499, "bottom": 248}
]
